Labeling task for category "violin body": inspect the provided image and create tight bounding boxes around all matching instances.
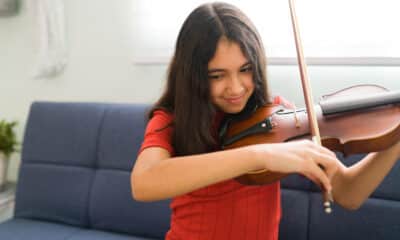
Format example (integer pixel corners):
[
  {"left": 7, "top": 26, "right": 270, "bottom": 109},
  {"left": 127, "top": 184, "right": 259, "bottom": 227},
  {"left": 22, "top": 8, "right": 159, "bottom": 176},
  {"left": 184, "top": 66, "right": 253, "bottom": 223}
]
[{"left": 222, "top": 85, "right": 400, "bottom": 185}]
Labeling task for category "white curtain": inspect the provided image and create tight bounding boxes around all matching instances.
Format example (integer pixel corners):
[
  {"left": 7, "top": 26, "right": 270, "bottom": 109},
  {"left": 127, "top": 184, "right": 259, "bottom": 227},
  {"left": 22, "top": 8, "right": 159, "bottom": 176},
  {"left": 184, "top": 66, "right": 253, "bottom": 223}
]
[{"left": 31, "top": 0, "right": 67, "bottom": 78}]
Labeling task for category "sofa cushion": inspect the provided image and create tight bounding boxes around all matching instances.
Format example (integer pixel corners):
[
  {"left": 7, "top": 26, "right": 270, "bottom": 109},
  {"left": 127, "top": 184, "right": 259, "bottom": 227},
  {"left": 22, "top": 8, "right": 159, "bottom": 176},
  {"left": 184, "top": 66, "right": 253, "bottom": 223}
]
[
  {"left": 14, "top": 102, "right": 107, "bottom": 227},
  {"left": 89, "top": 169, "right": 170, "bottom": 238},
  {"left": 341, "top": 153, "right": 400, "bottom": 200},
  {"left": 15, "top": 164, "right": 94, "bottom": 226},
  {"left": 309, "top": 193, "right": 400, "bottom": 240},
  {"left": 21, "top": 102, "right": 105, "bottom": 167},
  {"left": 97, "top": 104, "right": 149, "bottom": 170},
  {"left": 0, "top": 218, "right": 157, "bottom": 240},
  {"left": 89, "top": 104, "right": 171, "bottom": 238},
  {"left": 279, "top": 189, "right": 309, "bottom": 240},
  {"left": 280, "top": 174, "right": 312, "bottom": 191},
  {"left": 0, "top": 218, "right": 84, "bottom": 240},
  {"left": 67, "top": 229, "right": 157, "bottom": 240}
]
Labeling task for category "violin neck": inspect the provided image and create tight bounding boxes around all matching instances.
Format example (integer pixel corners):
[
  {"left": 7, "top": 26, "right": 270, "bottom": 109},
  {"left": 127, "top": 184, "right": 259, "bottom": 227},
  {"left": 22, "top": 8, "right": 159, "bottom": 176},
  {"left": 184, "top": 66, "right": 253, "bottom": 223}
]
[{"left": 319, "top": 90, "right": 400, "bottom": 115}]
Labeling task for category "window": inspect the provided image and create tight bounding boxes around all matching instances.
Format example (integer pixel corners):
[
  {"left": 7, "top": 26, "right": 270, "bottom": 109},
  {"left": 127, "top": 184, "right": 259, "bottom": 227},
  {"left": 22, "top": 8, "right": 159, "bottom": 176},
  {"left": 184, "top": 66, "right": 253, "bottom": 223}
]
[{"left": 132, "top": 0, "right": 400, "bottom": 65}]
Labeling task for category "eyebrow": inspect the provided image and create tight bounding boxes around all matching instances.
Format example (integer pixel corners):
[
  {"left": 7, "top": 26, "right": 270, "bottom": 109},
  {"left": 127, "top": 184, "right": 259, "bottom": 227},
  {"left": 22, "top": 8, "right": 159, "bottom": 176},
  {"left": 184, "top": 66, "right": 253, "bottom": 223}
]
[{"left": 208, "top": 61, "right": 251, "bottom": 74}]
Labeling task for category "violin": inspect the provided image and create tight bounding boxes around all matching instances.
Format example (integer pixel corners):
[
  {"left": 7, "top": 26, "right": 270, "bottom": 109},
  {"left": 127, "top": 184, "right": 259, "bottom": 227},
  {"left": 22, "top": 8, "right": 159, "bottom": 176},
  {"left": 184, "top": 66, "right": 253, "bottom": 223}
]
[
  {"left": 220, "top": 84, "right": 400, "bottom": 185},
  {"left": 228, "top": 0, "right": 400, "bottom": 213}
]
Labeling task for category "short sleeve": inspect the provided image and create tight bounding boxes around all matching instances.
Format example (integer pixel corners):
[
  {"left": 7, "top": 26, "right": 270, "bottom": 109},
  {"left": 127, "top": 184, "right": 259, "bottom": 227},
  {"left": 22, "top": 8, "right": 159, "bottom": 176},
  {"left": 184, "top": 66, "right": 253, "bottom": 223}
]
[{"left": 138, "top": 110, "right": 175, "bottom": 156}]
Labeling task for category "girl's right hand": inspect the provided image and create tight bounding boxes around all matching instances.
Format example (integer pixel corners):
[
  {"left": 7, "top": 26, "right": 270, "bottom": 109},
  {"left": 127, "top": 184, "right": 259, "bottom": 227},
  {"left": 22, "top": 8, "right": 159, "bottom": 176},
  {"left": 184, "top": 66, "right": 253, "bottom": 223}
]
[{"left": 252, "top": 140, "right": 340, "bottom": 192}]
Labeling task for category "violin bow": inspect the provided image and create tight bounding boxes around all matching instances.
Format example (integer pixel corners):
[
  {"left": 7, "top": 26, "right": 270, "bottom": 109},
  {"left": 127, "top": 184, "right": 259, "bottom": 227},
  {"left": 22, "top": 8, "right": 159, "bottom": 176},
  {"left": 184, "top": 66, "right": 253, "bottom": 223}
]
[{"left": 288, "top": 0, "right": 333, "bottom": 214}]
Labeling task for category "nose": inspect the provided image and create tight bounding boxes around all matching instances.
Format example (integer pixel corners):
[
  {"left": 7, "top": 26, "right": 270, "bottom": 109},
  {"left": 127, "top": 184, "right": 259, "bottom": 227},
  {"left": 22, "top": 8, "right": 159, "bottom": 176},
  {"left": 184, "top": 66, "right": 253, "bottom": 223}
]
[{"left": 227, "top": 73, "right": 244, "bottom": 95}]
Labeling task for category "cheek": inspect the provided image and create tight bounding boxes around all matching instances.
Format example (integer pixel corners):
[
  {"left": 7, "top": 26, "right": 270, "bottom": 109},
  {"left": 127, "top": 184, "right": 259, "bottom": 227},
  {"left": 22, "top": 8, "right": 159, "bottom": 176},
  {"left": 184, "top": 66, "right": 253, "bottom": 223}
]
[
  {"left": 209, "top": 81, "right": 224, "bottom": 98},
  {"left": 244, "top": 76, "right": 255, "bottom": 92}
]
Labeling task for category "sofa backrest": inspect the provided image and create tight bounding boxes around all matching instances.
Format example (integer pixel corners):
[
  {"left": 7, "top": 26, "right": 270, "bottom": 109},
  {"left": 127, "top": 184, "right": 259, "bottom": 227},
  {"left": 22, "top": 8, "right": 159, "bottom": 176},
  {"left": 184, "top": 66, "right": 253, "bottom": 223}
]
[{"left": 15, "top": 102, "right": 171, "bottom": 239}]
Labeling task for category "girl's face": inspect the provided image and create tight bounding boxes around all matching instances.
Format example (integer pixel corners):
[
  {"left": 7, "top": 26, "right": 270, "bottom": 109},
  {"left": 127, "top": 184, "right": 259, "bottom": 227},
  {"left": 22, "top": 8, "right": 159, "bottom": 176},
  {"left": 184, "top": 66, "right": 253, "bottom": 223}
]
[{"left": 208, "top": 38, "right": 255, "bottom": 114}]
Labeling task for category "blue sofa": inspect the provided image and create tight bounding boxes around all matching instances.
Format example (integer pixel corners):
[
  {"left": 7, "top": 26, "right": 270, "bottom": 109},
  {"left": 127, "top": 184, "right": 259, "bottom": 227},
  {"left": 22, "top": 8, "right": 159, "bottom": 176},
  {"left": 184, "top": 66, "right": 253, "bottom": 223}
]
[{"left": 0, "top": 101, "right": 399, "bottom": 240}]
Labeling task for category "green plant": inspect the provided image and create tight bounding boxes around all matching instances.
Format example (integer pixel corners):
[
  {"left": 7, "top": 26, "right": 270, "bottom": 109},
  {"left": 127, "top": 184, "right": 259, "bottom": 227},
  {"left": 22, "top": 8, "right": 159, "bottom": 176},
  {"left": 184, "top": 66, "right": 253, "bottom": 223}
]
[{"left": 0, "top": 120, "right": 18, "bottom": 158}]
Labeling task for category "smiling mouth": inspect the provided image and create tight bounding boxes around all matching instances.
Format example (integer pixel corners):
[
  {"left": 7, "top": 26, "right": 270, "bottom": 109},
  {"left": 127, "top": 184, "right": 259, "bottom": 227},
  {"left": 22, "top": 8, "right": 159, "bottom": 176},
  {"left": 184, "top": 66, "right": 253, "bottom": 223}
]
[{"left": 224, "top": 94, "right": 245, "bottom": 104}]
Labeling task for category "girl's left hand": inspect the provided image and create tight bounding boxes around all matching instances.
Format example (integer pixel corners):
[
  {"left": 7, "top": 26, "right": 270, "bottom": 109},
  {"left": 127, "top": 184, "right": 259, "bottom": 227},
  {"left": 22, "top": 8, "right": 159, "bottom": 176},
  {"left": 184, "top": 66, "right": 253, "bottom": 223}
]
[{"left": 273, "top": 95, "right": 296, "bottom": 109}]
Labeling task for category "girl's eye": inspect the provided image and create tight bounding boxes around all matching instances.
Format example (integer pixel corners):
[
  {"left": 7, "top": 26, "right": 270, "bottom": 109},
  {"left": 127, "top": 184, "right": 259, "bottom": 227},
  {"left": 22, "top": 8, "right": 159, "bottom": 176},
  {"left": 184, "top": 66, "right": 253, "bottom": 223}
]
[
  {"left": 208, "top": 74, "right": 223, "bottom": 80},
  {"left": 240, "top": 66, "right": 252, "bottom": 73}
]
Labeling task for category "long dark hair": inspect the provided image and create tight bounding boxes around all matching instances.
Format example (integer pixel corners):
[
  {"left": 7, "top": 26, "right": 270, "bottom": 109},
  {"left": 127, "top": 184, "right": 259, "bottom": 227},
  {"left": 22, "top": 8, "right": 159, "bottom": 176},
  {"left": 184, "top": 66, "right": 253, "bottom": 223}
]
[{"left": 149, "top": 2, "right": 271, "bottom": 156}]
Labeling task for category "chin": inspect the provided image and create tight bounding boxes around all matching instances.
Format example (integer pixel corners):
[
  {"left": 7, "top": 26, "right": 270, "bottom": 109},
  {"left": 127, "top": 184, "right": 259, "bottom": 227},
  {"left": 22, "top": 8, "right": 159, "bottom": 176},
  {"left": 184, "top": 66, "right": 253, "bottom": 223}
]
[{"left": 220, "top": 104, "right": 246, "bottom": 114}]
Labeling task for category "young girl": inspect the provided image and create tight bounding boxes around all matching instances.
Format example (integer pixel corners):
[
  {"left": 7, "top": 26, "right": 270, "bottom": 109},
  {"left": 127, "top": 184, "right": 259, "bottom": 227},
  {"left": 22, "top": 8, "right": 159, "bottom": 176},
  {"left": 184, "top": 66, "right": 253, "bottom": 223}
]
[{"left": 131, "top": 2, "right": 400, "bottom": 240}]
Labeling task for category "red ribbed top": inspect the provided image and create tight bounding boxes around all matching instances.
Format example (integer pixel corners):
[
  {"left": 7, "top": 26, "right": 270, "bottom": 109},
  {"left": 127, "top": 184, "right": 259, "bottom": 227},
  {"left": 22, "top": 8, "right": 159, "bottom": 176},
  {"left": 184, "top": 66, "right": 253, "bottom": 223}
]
[{"left": 139, "top": 96, "right": 286, "bottom": 240}]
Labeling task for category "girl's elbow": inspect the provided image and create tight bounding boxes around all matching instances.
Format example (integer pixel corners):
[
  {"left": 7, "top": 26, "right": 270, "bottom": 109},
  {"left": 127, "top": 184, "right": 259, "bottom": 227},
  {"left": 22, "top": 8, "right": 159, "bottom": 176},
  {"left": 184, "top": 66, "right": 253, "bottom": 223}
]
[
  {"left": 130, "top": 168, "right": 169, "bottom": 202},
  {"left": 132, "top": 190, "right": 152, "bottom": 202},
  {"left": 335, "top": 196, "right": 363, "bottom": 211},
  {"left": 131, "top": 185, "right": 145, "bottom": 202},
  {"left": 130, "top": 173, "right": 151, "bottom": 202},
  {"left": 339, "top": 201, "right": 362, "bottom": 211}
]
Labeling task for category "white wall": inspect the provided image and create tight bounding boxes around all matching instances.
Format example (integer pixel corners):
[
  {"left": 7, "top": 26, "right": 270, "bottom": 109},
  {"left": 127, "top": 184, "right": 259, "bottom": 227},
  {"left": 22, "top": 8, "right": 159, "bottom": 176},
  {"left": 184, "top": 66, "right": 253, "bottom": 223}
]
[{"left": 0, "top": 0, "right": 399, "bottom": 182}]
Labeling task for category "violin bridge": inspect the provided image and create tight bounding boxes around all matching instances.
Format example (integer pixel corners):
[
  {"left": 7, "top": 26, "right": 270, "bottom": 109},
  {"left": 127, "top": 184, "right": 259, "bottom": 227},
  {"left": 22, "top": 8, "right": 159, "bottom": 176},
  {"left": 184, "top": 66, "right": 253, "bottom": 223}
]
[{"left": 294, "top": 107, "right": 301, "bottom": 128}]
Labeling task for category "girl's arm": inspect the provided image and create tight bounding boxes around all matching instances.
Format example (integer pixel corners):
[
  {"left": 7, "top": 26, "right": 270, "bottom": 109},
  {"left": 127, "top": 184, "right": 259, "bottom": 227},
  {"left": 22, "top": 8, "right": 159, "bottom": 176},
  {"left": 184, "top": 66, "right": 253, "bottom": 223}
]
[
  {"left": 331, "top": 141, "right": 400, "bottom": 210},
  {"left": 131, "top": 146, "right": 263, "bottom": 202},
  {"left": 131, "top": 140, "right": 339, "bottom": 202}
]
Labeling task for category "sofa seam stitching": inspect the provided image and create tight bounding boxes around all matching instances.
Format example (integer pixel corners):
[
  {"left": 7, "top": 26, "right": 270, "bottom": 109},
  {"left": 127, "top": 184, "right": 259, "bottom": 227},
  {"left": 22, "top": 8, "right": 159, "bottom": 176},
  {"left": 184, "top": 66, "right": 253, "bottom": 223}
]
[{"left": 85, "top": 105, "right": 107, "bottom": 229}]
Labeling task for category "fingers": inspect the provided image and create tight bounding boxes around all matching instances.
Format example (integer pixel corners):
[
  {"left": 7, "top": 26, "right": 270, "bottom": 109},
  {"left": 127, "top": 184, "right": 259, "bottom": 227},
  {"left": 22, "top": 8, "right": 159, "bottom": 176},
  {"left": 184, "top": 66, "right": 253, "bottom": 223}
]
[
  {"left": 304, "top": 139, "right": 336, "bottom": 158},
  {"left": 305, "top": 143, "right": 336, "bottom": 213},
  {"left": 302, "top": 140, "right": 339, "bottom": 177},
  {"left": 275, "top": 96, "right": 296, "bottom": 110},
  {"left": 302, "top": 158, "right": 333, "bottom": 192},
  {"left": 314, "top": 157, "right": 338, "bottom": 181},
  {"left": 313, "top": 150, "right": 339, "bottom": 180},
  {"left": 282, "top": 99, "right": 296, "bottom": 109},
  {"left": 265, "top": 140, "right": 339, "bottom": 192},
  {"left": 298, "top": 140, "right": 339, "bottom": 191}
]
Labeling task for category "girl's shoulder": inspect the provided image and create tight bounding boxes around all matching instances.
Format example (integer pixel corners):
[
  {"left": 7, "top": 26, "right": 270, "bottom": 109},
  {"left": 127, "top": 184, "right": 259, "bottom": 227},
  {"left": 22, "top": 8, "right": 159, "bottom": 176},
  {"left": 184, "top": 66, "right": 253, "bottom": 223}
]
[
  {"left": 152, "top": 109, "right": 172, "bottom": 119},
  {"left": 147, "top": 109, "right": 174, "bottom": 132},
  {"left": 139, "top": 109, "right": 175, "bottom": 156},
  {"left": 152, "top": 109, "right": 173, "bottom": 121}
]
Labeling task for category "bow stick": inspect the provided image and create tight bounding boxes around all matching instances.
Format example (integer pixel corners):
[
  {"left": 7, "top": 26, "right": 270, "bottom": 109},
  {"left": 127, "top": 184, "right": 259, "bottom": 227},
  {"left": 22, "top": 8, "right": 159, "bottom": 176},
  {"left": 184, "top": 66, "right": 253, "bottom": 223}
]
[{"left": 288, "top": 0, "right": 334, "bottom": 214}]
